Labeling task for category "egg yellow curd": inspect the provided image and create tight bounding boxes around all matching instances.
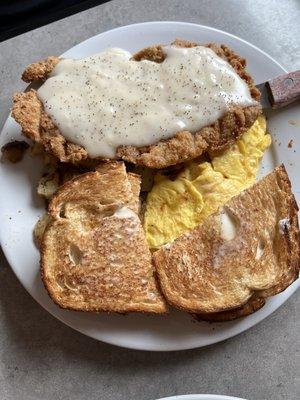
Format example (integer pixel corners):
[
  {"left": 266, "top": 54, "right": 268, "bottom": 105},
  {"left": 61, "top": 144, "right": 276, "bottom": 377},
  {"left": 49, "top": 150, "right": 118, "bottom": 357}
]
[{"left": 144, "top": 115, "right": 271, "bottom": 249}]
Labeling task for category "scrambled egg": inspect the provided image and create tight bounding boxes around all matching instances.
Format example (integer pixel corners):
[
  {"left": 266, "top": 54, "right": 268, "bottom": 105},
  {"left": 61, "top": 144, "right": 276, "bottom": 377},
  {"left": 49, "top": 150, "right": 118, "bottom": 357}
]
[{"left": 144, "top": 115, "right": 271, "bottom": 249}]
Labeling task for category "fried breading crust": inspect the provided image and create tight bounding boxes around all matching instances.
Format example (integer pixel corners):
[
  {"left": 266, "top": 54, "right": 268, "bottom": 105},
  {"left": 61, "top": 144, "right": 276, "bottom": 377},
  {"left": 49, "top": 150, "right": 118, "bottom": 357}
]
[
  {"left": 12, "top": 40, "right": 261, "bottom": 168},
  {"left": 12, "top": 90, "right": 88, "bottom": 163},
  {"left": 22, "top": 56, "right": 60, "bottom": 82}
]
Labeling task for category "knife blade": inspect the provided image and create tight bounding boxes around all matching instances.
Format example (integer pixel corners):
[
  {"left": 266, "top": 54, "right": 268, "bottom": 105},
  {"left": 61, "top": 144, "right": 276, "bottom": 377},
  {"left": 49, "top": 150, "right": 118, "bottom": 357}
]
[{"left": 255, "top": 70, "right": 300, "bottom": 109}]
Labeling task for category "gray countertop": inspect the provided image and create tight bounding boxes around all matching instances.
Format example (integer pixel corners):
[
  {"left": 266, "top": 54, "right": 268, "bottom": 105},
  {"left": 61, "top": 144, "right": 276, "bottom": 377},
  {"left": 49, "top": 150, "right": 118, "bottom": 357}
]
[{"left": 0, "top": 1, "right": 299, "bottom": 399}]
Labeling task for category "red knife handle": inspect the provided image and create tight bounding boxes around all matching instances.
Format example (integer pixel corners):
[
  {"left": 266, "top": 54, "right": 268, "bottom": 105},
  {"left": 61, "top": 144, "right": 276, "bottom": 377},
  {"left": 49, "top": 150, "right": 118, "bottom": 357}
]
[{"left": 266, "top": 70, "right": 300, "bottom": 109}]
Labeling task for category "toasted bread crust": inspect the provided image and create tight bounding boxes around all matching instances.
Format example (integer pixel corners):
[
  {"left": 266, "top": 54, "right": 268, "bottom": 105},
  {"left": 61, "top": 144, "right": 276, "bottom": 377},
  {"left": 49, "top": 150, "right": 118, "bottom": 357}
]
[
  {"left": 48, "top": 162, "right": 133, "bottom": 217},
  {"left": 194, "top": 295, "right": 266, "bottom": 322},
  {"left": 40, "top": 162, "right": 167, "bottom": 313},
  {"left": 153, "top": 165, "right": 300, "bottom": 315},
  {"left": 12, "top": 40, "right": 261, "bottom": 168}
]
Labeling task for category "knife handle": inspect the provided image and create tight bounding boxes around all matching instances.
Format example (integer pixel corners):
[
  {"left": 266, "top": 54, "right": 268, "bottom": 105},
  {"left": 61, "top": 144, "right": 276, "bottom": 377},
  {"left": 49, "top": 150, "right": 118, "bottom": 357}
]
[{"left": 266, "top": 70, "right": 300, "bottom": 109}]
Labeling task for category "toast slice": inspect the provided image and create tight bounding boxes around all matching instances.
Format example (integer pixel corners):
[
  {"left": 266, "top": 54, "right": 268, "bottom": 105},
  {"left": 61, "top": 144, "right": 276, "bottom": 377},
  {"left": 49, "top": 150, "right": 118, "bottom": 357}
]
[
  {"left": 153, "top": 165, "right": 299, "bottom": 315},
  {"left": 194, "top": 295, "right": 266, "bottom": 322},
  {"left": 12, "top": 40, "right": 261, "bottom": 168},
  {"left": 41, "top": 161, "right": 167, "bottom": 313}
]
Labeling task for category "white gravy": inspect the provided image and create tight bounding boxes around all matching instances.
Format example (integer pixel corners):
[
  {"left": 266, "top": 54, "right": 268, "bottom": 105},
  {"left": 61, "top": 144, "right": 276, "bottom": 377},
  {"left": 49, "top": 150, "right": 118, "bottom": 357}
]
[{"left": 37, "top": 46, "right": 256, "bottom": 158}]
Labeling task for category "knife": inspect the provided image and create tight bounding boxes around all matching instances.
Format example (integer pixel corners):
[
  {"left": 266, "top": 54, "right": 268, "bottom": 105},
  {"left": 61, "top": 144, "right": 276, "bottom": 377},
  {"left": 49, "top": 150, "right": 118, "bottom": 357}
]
[{"left": 256, "top": 70, "right": 300, "bottom": 109}]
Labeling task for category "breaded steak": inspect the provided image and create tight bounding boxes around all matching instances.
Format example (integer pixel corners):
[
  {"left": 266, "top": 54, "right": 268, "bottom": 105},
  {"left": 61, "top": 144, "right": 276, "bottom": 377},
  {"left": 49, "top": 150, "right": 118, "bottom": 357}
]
[{"left": 12, "top": 40, "right": 261, "bottom": 168}]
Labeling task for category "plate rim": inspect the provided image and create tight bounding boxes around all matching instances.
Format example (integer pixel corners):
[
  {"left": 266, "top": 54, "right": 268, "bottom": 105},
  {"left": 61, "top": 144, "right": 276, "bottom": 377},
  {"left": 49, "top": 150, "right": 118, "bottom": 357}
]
[
  {"left": 156, "top": 395, "right": 247, "bottom": 400},
  {"left": 0, "top": 20, "right": 299, "bottom": 352}
]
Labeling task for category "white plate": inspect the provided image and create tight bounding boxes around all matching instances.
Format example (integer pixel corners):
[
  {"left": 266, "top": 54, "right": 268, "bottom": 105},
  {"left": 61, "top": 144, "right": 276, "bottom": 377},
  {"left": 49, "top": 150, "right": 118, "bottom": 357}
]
[
  {"left": 0, "top": 21, "right": 299, "bottom": 352},
  {"left": 157, "top": 396, "right": 246, "bottom": 400}
]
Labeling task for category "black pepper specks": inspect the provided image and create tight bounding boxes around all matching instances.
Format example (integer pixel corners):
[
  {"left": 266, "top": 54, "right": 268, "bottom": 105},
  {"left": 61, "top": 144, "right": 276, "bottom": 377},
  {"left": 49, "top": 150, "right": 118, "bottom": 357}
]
[{"left": 39, "top": 45, "right": 255, "bottom": 158}]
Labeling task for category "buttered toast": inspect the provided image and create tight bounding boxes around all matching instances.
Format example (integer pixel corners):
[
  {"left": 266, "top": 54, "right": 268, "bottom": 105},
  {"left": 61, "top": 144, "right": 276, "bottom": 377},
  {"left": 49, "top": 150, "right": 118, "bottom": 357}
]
[
  {"left": 153, "top": 165, "right": 299, "bottom": 315},
  {"left": 41, "top": 162, "right": 167, "bottom": 313}
]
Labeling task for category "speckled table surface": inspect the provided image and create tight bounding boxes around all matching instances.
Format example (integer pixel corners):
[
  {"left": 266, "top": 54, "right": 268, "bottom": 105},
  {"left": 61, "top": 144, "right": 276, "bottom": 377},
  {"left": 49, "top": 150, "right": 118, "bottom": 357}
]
[{"left": 0, "top": 1, "right": 299, "bottom": 399}]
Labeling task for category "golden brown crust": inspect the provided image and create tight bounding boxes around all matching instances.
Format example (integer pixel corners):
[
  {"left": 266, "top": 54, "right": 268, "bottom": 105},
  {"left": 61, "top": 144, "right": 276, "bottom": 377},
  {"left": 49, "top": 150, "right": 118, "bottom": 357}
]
[
  {"left": 22, "top": 56, "right": 60, "bottom": 82},
  {"left": 13, "top": 39, "right": 261, "bottom": 168},
  {"left": 127, "top": 172, "right": 142, "bottom": 214},
  {"left": 12, "top": 90, "right": 88, "bottom": 163},
  {"left": 194, "top": 295, "right": 266, "bottom": 322},
  {"left": 116, "top": 104, "right": 260, "bottom": 168},
  {"left": 117, "top": 40, "right": 261, "bottom": 168},
  {"left": 40, "top": 162, "right": 167, "bottom": 313},
  {"left": 34, "top": 213, "right": 51, "bottom": 248},
  {"left": 48, "top": 162, "right": 133, "bottom": 217},
  {"left": 195, "top": 207, "right": 300, "bottom": 321},
  {"left": 153, "top": 165, "right": 300, "bottom": 315}
]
